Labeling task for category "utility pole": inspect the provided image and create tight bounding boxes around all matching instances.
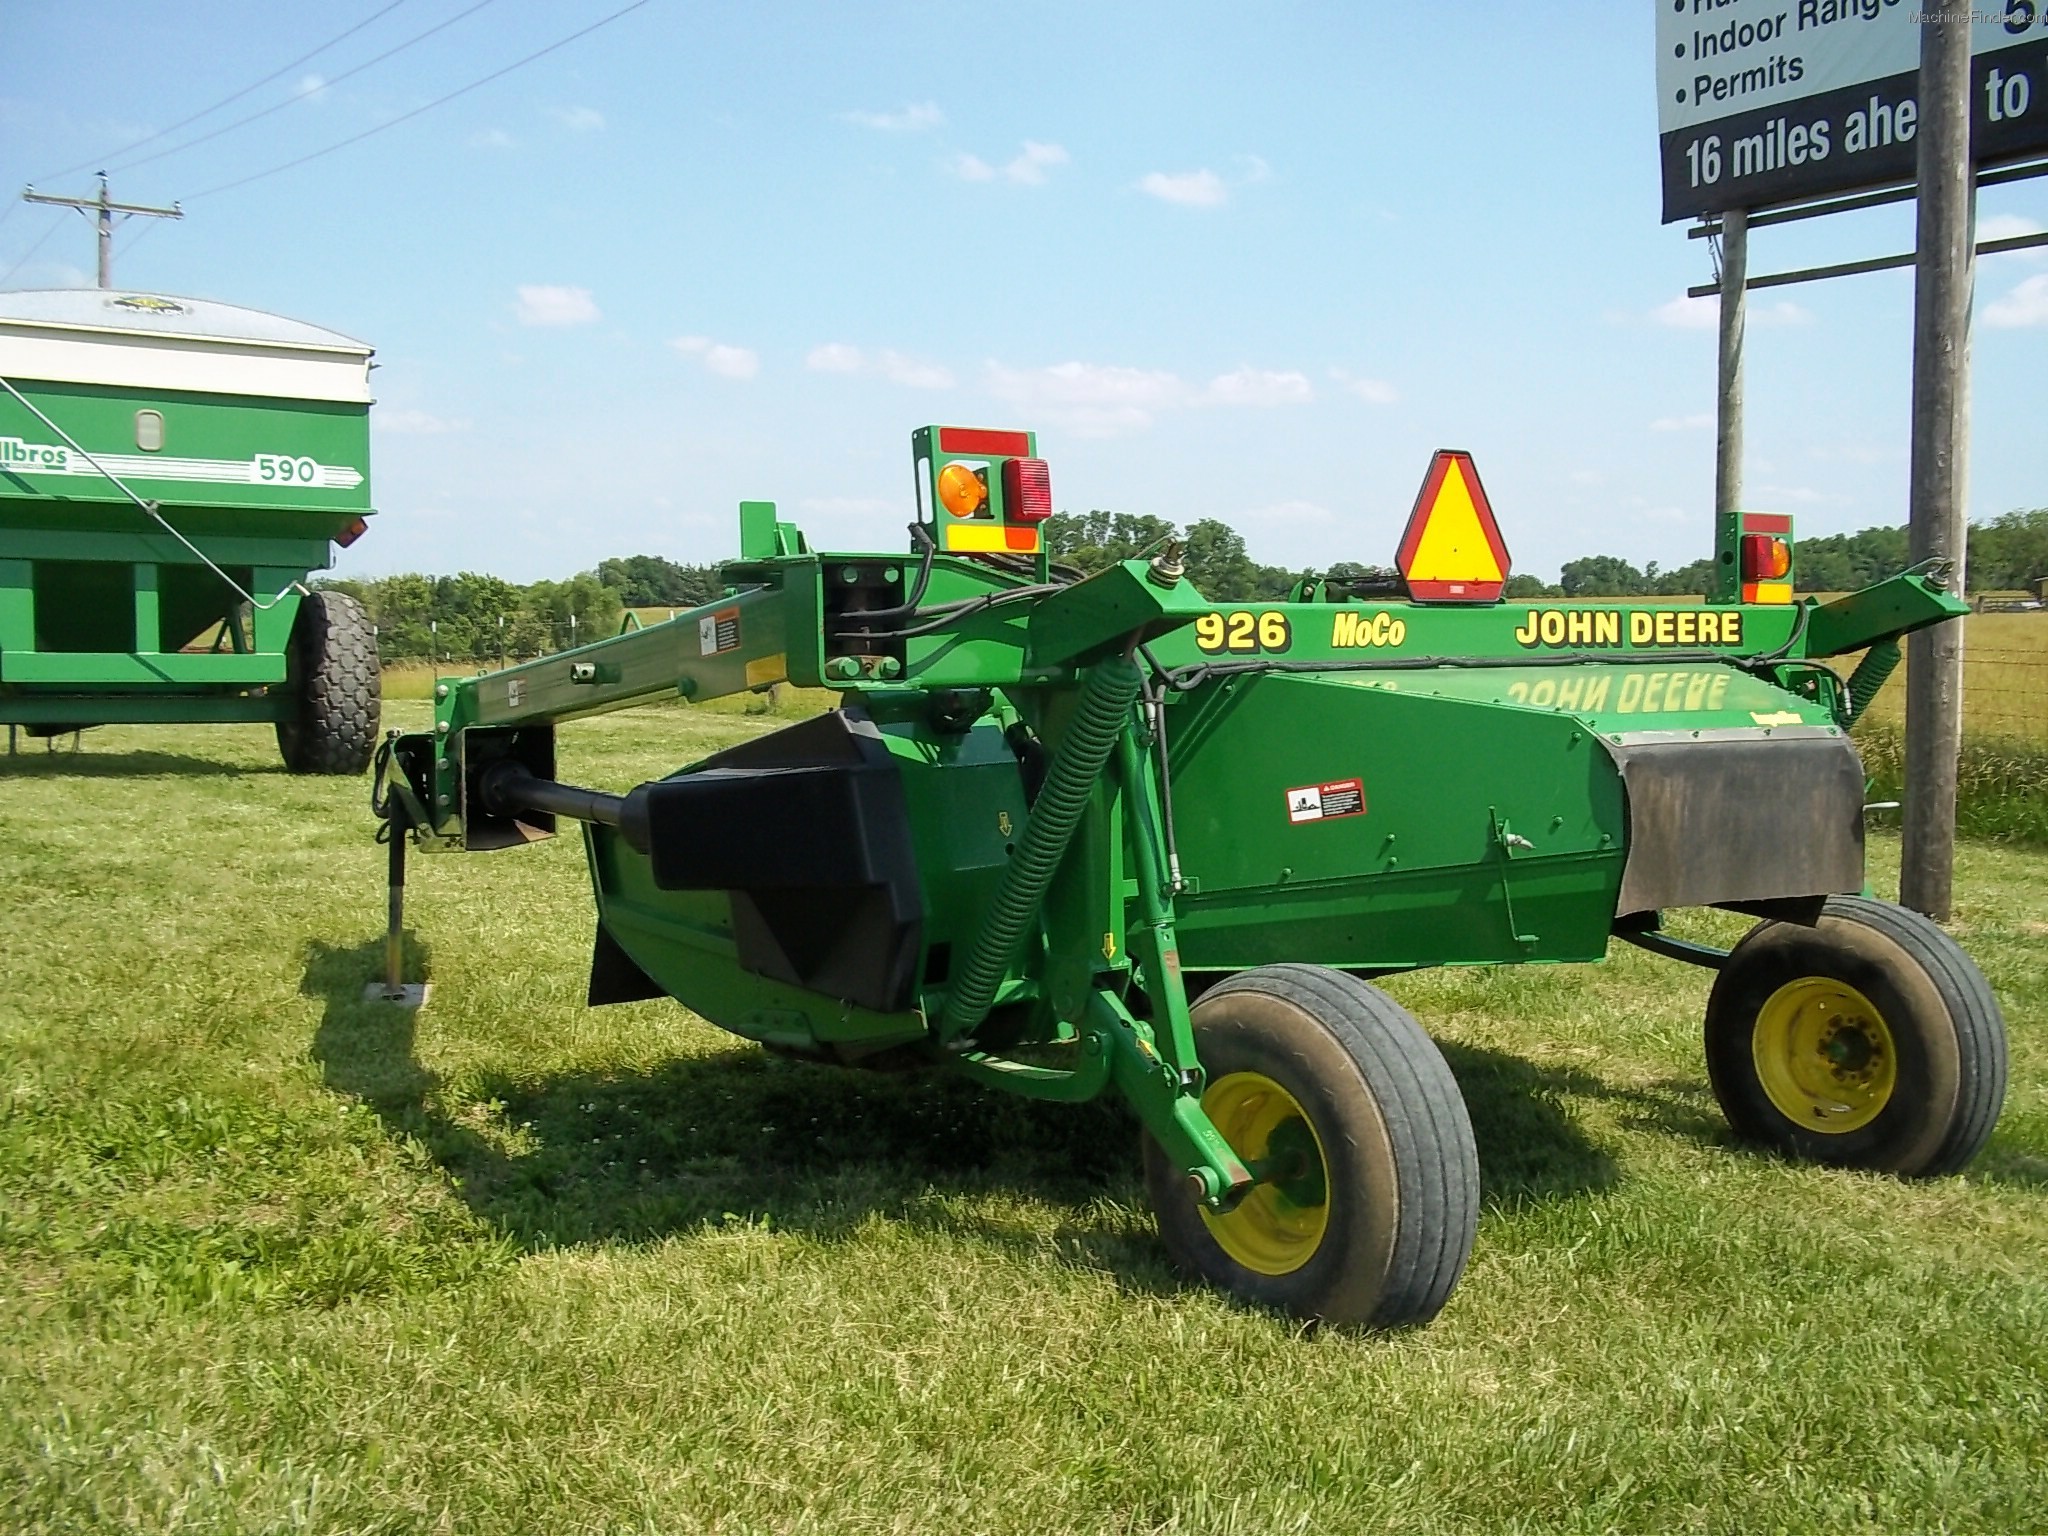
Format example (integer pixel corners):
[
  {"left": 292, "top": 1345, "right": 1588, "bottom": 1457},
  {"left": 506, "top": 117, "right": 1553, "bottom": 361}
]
[
  {"left": 1900, "top": 13, "right": 1975, "bottom": 922},
  {"left": 20, "top": 172, "right": 182, "bottom": 289},
  {"left": 1713, "top": 206, "right": 1748, "bottom": 595}
]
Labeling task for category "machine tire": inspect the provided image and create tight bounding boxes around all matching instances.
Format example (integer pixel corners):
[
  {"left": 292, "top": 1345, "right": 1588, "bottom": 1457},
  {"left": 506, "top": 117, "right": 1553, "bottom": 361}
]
[
  {"left": 1143, "top": 964, "right": 1479, "bottom": 1329},
  {"left": 1704, "top": 896, "right": 2006, "bottom": 1177},
  {"left": 276, "top": 589, "right": 380, "bottom": 775}
]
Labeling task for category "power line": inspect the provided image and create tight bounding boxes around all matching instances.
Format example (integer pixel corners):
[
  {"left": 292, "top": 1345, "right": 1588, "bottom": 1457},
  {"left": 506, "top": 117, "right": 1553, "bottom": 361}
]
[
  {"left": 187, "top": 0, "right": 656, "bottom": 202},
  {"left": 23, "top": 175, "right": 183, "bottom": 288},
  {"left": 104, "top": 0, "right": 502, "bottom": 178},
  {"left": 37, "top": 0, "right": 415, "bottom": 183},
  {"left": 0, "top": 213, "right": 68, "bottom": 289}
]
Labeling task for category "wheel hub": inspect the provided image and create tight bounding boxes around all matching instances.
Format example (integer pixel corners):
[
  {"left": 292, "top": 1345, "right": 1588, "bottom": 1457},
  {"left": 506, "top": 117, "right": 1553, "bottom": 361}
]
[
  {"left": 1198, "top": 1072, "right": 1332, "bottom": 1276},
  {"left": 1752, "top": 976, "right": 1897, "bottom": 1133}
]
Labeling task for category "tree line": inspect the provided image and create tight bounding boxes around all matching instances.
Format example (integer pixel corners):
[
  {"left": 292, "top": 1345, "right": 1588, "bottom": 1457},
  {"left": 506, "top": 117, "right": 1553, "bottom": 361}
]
[{"left": 326, "top": 506, "right": 2046, "bottom": 664}]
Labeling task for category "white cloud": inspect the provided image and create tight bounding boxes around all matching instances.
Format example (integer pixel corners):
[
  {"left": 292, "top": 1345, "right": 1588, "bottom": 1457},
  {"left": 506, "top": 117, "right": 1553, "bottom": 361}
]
[
  {"left": 1651, "top": 294, "right": 1718, "bottom": 330},
  {"left": 469, "top": 127, "right": 515, "bottom": 149},
  {"left": 1203, "top": 366, "right": 1313, "bottom": 407},
  {"left": 842, "top": 102, "right": 942, "bottom": 131},
  {"left": 1004, "top": 141, "right": 1068, "bottom": 185},
  {"left": 1329, "top": 367, "right": 1397, "bottom": 405},
  {"left": 1979, "top": 213, "right": 2045, "bottom": 243},
  {"left": 800, "top": 496, "right": 896, "bottom": 516},
  {"left": 552, "top": 106, "right": 606, "bottom": 132},
  {"left": 1643, "top": 505, "right": 1693, "bottom": 524},
  {"left": 804, "top": 342, "right": 953, "bottom": 388},
  {"left": 985, "top": 359, "right": 1190, "bottom": 436},
  {"left": 1138, "top": 156, "right": 1268, "bottom": 208},
  {"left": 984, "top": 355, "right": 1316, "bottom": 433},
  {"left": 672, "top": 335, "right": 759, "bottom": 379},
  {"left": 1984, "top": 272, "right": 2048, "bottom": 327},
  {"left": 1754, "top": 483, "right": 1844, "bottom": 505},
  {"left": 296, "top": 74, "right": 328, "bottom": 104},
  {"left": 1569, "top": 469, "right": 1604, "bottom": 486},
  {"left": 876, "top": 349, "right": 954, "bottom": 389},
  {"left": 514, "top": 284, "right": 599, "bottom": 326},
  {"left": 806, "top": 342, "right": 864, "bottom": 372},
  {"left": 1239, "top": 498, "right": 1336, "bottom": 525},
  {"left": 374, "top": 409, "right": 470, "bottom": 435},
  {"left": 1138, "top": 168, "right": 1228, "bottom": 207},
  {"left": 1649, "top": 412, "right": 1713, "bottom": 431},
  {"left": 1650, "top": 294, "right": 1811, "bottom": 329},
  {"left": 951, "top": 142, "right": 1069, "bottom": 185}
]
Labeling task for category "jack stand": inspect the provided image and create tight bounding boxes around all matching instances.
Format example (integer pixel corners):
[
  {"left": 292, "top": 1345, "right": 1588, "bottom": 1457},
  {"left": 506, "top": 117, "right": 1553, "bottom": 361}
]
[{"left": 364, "top": 815, "right": 430, "bottom": 1008}]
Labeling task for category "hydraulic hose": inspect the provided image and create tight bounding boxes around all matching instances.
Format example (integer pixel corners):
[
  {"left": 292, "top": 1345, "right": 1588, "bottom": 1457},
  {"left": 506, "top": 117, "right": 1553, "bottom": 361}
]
[{"left": 939, "top": 651, "right": 1144, "bottom": 1040}]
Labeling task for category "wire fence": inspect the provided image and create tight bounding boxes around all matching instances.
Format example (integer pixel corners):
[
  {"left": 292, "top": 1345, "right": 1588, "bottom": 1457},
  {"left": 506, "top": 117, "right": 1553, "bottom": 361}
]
[
  {"left": 1956, "top": 649, "right": 2048, "bottom": 745},
  {"left": 1852, "top": 638, "right": 2048, "bottom": 746}
]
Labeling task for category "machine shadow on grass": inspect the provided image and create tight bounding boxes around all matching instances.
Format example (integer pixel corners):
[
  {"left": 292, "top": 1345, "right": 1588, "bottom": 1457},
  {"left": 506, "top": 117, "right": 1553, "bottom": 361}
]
[
  {"left": 305, "top": 938, "right": 1622, "bottom": 1292},
  {"left": 0, "top": 739, "right": 275, "bottom": 778}
]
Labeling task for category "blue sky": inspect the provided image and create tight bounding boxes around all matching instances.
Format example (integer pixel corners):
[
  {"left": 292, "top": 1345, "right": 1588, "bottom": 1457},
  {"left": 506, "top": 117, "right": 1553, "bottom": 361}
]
[{"left": 3, "top": 1, "right": 2043, "bottom": 585}]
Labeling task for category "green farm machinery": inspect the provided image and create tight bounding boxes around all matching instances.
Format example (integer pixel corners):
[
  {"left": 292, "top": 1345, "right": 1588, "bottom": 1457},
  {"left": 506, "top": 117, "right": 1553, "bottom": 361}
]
[
  {"left": 373, "top": 426, "right": 2006, "bottom": 1327},
  {"left": 0, "top": 290, "right": 378, "bottom": 771}
]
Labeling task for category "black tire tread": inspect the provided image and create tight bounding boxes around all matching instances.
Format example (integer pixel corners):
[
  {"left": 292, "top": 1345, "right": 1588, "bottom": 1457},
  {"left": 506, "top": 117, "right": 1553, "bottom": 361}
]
[
  {"left": 1708, "top": 895, "right": 2006, "bottom": 1178},
  {"left": 1151, "top": 963, "right": 1479, "bottom": 1328},
  {"left": 277, "top": 590, "right": 380, "bottom": 775},
  {"left": 1815, "top": 896, "right": 2006, "bottom": 1176}
]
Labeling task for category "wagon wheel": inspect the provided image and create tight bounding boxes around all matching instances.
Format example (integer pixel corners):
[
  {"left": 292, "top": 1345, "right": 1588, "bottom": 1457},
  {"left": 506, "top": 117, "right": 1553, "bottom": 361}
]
[
  {"left": 1704, "top": 896, "right": 2007, "bottom": 1177},
  {"left": 1143, "top": 964, "right": 1479, "bottom": 1329},
  {"left": 276, "top": 590, "right": 380, "bottom": 775}
]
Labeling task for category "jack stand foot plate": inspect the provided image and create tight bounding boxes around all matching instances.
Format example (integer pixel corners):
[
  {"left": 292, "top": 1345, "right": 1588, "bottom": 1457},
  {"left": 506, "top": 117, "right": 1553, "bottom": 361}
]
[{"left": 363, "top": 981, "right": 432, "bottom": 1009}]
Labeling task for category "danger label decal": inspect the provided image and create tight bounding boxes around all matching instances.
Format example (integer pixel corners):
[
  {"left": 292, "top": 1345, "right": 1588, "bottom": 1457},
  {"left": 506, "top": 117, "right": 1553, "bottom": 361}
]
[
  {"left": 1285, "top": 778, "right": 1366, "bottom": 825},
  {"left": 698, "top": 606, "right": 741, "bottom": 656}
]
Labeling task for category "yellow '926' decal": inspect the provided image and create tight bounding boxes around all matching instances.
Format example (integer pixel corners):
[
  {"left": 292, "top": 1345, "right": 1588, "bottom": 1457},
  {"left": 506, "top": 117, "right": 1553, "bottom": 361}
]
[{"left": 1193, "top": 610, "right": 1292, "bottom": 655}]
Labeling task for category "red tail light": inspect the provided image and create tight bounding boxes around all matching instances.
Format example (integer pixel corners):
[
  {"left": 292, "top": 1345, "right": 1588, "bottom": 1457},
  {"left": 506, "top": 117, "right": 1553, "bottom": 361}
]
[
  {"left": 1740, "top": 533, "right": 1789, "bottom": 581},
  {"left": 1003, "top": 457, "right": 1052, "bottom": 523},
  {"left": 335, "top": 515, "right": 369, "bottom": 550}
]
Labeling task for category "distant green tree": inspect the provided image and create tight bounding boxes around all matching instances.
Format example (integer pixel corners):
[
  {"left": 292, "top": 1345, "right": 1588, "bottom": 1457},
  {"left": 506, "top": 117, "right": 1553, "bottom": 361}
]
[
  {"left": 1559, "top": 555, "right": 1646, "bottom": 597},
  {"left": 1503, "top": 572, "right": 1558, "bottom": 599},
  {"left": 1044, "top": 509, "right": 1177, "bottom": 573},
  {"left": 1647, "top": 558, "right": 1716, "bottom": 597},
  {"left": 1968, "top": 508, "right": 2048, "bottom": 591},
  {"left": 596, "top": 554, "right": 723, "bottom": 609}
]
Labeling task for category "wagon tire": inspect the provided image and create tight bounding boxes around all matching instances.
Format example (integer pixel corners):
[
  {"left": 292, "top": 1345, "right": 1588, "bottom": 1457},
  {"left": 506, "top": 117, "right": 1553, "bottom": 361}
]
[
  {"left": 276, "top": 590, "right": 380, "bottom": 775},
  {"left": 1704, "top": 896, "right": 2006, "bottom": 1177},
  {"left": 1143, "top": 964, "right": 1479, "bottom": 1329}
]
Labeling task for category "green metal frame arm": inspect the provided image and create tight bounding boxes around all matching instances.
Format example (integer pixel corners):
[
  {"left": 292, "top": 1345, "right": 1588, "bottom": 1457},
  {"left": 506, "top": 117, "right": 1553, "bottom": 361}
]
[
  {"left": 440, "top": 581, "right": 790, "bottom": 733},
  {"left": 1801, "top": 571, "right": 1968, "bottom": 659}
]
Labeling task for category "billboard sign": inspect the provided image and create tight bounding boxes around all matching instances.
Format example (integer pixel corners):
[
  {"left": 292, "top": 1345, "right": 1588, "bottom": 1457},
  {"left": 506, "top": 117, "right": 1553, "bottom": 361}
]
[{"left": 1656, "top": 2, "right": 2048, "bottom": 221}]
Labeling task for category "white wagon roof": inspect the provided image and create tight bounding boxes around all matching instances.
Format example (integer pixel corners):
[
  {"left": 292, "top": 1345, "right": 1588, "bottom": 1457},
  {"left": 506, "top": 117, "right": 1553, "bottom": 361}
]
[{"left": 0, "top": 289, "right": 374, "bottom": 404}]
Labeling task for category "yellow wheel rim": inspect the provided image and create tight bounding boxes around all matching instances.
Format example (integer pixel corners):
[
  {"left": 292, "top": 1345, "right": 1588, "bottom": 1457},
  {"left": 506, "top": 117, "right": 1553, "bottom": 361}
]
[
  {"left": 1199, "top": 1071, "right": 1331, "bottom": 1276},
  {"left": 1752, "top": 976, "right": 1897, "bottom": 1134}
]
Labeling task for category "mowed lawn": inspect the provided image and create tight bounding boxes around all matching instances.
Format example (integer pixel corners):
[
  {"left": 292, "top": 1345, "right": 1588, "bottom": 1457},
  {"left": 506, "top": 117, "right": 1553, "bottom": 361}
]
[{"left": 2, "top": 702, "right": 2045, "bottom": 1535}]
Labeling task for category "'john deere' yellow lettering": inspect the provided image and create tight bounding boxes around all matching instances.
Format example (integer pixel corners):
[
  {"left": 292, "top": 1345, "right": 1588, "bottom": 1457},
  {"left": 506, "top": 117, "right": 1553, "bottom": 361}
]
[{"left": 1517, "top": 607, "right": 1745, "bottom": 650}]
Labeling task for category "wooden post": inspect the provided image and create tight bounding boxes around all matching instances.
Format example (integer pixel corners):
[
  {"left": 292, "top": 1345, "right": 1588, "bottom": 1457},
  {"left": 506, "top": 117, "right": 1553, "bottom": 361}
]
[
  {"left": 1900, "top": 13, "right": 1975, "bottom": 922},
  {"left": 1713, "top": 208, "right": 1747, "bottom": 601}
]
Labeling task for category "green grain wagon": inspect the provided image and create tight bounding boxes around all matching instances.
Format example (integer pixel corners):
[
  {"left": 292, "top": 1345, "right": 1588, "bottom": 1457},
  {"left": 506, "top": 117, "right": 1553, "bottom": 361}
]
[{"left": 0, "top": 289, "right": 379, "bottom": 771}]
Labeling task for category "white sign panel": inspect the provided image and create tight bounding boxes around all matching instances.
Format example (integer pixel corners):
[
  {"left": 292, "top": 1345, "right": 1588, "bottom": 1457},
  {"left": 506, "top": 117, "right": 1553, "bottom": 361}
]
[{"left": 1656, "top": 2, "right": 2048, "bottom": 220}]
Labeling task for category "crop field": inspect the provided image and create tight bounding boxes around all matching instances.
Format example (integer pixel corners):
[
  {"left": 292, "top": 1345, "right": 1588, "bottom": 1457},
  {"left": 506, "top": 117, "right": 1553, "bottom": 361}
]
[{"left": 3, "top": 702, "right": 2045, "bottom": 1534}]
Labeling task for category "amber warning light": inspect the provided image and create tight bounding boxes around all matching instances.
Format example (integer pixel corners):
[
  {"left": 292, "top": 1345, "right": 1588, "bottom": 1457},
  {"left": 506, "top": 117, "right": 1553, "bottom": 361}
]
[
  {"left": 1738, "top": 512, "right": 1794, "bottom": 604},
  {"left": 1395, "top": 450, "right": 1510, "bottom": 604}
]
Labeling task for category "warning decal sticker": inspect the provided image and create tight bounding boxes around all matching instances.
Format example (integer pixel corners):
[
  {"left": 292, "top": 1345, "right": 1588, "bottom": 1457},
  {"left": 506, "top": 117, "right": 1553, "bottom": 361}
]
[
  {"left": 1285, "top": 778, "right": 1366, "bottom": 824},
  {"left": 698, "top": 606, "right": 741, "bottom": 656}
]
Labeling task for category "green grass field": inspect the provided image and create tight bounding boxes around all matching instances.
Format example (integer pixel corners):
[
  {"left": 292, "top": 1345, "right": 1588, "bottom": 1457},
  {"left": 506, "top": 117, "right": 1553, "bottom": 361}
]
[{"left": 3, "top": 704, "right": 2045, "bottom": 1534}]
